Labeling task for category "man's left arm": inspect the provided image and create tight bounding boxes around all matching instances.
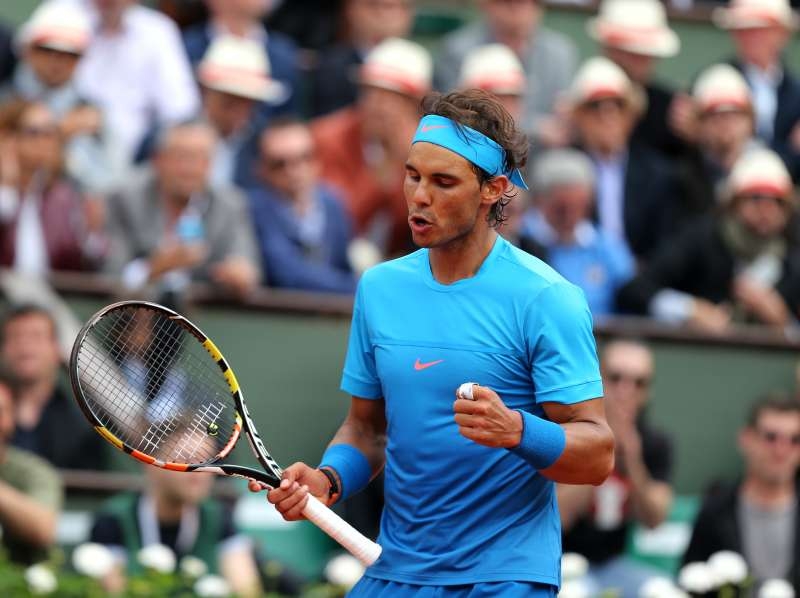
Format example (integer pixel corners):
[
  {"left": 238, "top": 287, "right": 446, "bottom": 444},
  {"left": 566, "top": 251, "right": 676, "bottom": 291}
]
[{"left": 617, "top": 425, "right": 673, "bottom": 529}]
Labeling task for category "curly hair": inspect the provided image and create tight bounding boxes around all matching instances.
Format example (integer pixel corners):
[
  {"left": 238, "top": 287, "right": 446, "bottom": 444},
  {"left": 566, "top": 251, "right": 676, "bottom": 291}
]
[{"left": 420, "top": 89, "right": 529, "bottom": 227}]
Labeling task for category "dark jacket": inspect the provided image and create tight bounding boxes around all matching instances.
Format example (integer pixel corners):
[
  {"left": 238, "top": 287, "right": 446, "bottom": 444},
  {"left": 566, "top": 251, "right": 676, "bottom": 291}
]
[
  {"left": 11, "top": 384, "right": 107, "bottom": 470},
  {"left": 683, "top": 480, "right": 800, "bottom": 592},
  {"left": 616, "top": 215, "right": 800, "bottom": 317},
  {"left": 308, "top": 45, "right": 362, "bottom": 117},
  {"left": 632, "top": 80, "right": 688, "bottom": 159},
  {"left": 731, "top": 59, "right": 800, "bottom": 181},
  {"left": 248, "top": 184, "right": 356, "bottom": 293},
  {"left": 0, "top": 22, "right": 14, "bottom": 85}
]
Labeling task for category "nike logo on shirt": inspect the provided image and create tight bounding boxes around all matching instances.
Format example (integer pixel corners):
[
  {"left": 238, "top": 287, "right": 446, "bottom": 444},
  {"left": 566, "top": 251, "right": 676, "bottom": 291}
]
[
  {"left": 421, "top": 124, "right": 447, "bottom": 132},
  {"left": 414, "top": 358, "right": 444, "bottom": 371}
]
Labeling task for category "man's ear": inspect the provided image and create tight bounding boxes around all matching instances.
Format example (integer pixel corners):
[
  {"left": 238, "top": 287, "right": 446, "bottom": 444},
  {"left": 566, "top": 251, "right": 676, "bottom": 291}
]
[{"left": 481, "top": 175, "right": 510, "bottom": 206}]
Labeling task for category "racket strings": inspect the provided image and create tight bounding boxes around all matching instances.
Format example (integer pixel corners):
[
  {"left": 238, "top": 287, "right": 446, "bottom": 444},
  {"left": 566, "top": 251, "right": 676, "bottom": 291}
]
[{"left": 75, "top": 306, "right": 239, "bottom": 465}]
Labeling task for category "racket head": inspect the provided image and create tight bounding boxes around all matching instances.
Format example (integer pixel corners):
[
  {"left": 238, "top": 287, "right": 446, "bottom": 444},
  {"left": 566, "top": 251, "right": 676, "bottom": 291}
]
[{"left": 69, "top": 300, "right": 251, "bottom": 475}]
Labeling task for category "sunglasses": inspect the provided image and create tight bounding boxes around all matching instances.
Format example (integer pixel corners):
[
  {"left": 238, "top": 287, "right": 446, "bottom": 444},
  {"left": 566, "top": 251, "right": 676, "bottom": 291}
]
[
  {"left": 583, "top": 98, "right": 627, "bottom": 113},
  {"left": 755, "top": 428, "right": 800, "bottom": 447},
  {"left": 265, "top": 151, "right": 314, "bottom": 171},
  {"left": 604, "top": 370, "right": 651, "bottom": 389},
  {"left": 19, "top": 125, "right": 59, "bottom": 138},
  {"left": 736, "top": 193, "right": 787, "bottom": 207}
]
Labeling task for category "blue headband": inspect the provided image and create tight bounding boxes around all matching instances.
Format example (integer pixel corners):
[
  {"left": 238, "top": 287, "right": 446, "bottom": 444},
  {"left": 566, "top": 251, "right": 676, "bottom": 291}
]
[{"left": 411, "top": 114, "right": 528, "bottom": 190}]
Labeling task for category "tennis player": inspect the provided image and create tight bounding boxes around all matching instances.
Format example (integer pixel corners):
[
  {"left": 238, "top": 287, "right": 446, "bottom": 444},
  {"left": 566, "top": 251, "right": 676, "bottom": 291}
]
[{"left": 254, "top": 89, "right": 615, "bottom": 597}]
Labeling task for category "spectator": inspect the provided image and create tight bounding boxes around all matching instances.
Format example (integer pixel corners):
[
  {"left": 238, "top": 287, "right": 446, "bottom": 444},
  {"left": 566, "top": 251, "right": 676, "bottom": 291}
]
[
  {"left": 458, "top": 43, "right": 526, "bottom": 124},
  {"left": 0, "top": 100, "right": 107, "bottom": 274},
  {"left": 250, "top": 117, "right": 356, "bottom": 293},
  {"left": 196, "top": 35, "right": 290, "bottom": 188},
  {"left": 6, "top": 1, "right": 126, "bottom": 195},
  {"left": 435, "top": 0, "right": 578, "bottom": 145},
  {"left": 683, "top": 393, "right": 800, "bottom": 593},
  {"left": 713, "top": 0, "right": 800, "bottom": 179},
  {"left": 617, "top": 148, "right": 800, "bottom": 333},
  {"left": 311, "top": 37, "right": 431, "bottom": 257},
  {"left": 0, "top": 378, "right": 62, "bottom": 565},
  {"left": 587, "top": 0, "right": 689, "bottom": 158},
  {"left": 567, "top": 56, "right": 683, "bottom": 262},
  {"left": 182, "top": 0, "right": 299, "bottom": 117},
  {"left": 91, "top": 465, "right": 264, "bottom": 596},
  {"left": 1, "top": 304, "right": 106, "bottom": 470},
  {"left": 53, "top": 0, "right": 200, "bottom": 163},
  {"left": 560, "top": 338, "right": 674, "bottom": 598},
  {"left": 308, "top": 0, "right": 415, "bottom": 117},
  {"left": 524, "top": 148, "right": 634, "bottom": 317},
  {"left": 105, "top": 121, "right": 260, "bottom": 301},
  {"left": 682, "top": 63, "right": 761, "bottom": 213}
]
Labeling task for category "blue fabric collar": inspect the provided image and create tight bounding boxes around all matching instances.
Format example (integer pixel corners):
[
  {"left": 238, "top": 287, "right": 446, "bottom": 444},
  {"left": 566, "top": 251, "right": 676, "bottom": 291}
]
[{"left": 411, "top": 115, "right": 528, "bottom": 190}]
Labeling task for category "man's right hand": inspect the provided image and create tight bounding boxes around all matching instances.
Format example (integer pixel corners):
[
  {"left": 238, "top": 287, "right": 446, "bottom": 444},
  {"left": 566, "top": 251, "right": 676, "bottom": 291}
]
[
  {"left": 148, "top": 243, "right": 208, "bottom": 279},
  {"left": 248, "top": 462, "right": 334, "bottom": 521}
]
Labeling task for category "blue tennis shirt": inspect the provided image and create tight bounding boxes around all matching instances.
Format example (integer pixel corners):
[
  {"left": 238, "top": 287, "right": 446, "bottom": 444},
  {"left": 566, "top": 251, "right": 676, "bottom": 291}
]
[{"left": 341, "top": 236, "right": 603, "bottom": 587}]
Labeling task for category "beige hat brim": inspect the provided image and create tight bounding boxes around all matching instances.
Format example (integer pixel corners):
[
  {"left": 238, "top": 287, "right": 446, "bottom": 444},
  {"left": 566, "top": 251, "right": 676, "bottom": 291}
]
[
  {"left": 587, "top": 18, "right": 681, "bottom": 58},
  {"left": 712, "top": 7, "right": 800, "bottom": 30},
  {"left": 200, "top": 74, "right": 289, "bottom": 105}
]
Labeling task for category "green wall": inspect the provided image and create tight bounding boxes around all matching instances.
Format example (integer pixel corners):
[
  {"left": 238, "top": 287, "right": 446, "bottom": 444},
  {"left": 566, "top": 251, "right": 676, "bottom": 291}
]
[{"left": 65, "top": 294, "right": 799, "bottom": 495}]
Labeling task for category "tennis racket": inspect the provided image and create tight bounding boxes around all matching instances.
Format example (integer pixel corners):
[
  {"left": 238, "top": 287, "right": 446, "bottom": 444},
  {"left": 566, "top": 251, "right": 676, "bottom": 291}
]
[{"left": 69, "top": 300, "right": 382, "bottom": 566}]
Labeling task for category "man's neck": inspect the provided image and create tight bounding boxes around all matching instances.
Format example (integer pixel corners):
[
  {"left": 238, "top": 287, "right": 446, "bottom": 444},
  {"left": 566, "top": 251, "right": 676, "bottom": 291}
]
[
  {"left": 494, "top": 30, "right": 531, "bottom": 56},
  {"left": 153, "top": 493, "right": 185, "bottom": 524},
  {"left": 741, "top": 475, "right": 796, "bottom": 510},
  {"left": 429, "top": 228, "right": 497, "bottom": 285},
  {"left": 745, "top": 58, "right": 781, "bottom": 77},
  {"left": 15, "top": 377, "right": 57, "bottom": 430},
  {"left": 213, "top": 14, "right": 259, "bottom": 38}
]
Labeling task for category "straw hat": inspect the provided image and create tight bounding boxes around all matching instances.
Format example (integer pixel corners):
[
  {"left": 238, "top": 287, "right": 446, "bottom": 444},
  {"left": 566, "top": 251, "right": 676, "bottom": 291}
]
[
  {"left": 17, "top": 1, "right": 92, "bottom": 55},
  {"left": 587, "top": 0, "right": 680, "bottom": 58},
  {"left": 713, "top": 0, "right": 798, "bottom": 31},
  {"left": 459, "top": 44, "right": 526, "bottom": 96},
  {"left": 358, "top": 37, "right": 432, "bottom": 98},
  {"left": 693, "top": 64, "right": 752, "bottom": 115},
  {"left": 198, "top": 35, "right": 289, "bottom": 104},
  {"left": 566, "top": 56, "right": 645, "bottom": 112},
  {"left": 726, "top": 148, "right": 793, "bottom": 201}
]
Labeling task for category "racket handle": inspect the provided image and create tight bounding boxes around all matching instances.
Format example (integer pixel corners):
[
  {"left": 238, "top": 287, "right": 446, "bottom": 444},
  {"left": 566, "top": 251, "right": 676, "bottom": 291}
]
[{"left": 302, "top": 494, "right": 382, "bottom": 566}]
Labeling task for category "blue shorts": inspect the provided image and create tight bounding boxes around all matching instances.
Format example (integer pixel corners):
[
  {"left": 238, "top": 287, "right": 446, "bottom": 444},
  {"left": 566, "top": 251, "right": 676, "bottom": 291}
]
[{"left": 347, "top": 577, "right": 557, "bottom": 597}]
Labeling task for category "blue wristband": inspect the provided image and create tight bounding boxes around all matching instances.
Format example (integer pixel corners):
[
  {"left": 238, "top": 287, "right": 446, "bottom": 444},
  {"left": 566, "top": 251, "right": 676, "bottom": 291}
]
[
  {"left": 318, "top": 444, "right": 372, "bottom": 501},
  {"left": 509, "top": 410, "right": 566, "bottom": 470}
]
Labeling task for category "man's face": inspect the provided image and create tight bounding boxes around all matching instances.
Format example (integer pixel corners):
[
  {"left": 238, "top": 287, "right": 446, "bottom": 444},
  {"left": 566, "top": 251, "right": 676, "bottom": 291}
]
[
  {"left": 26, "top": 46, "right": 82, "bottom": 88},
  {"left": 203, "top": 89, "right": 256, "bottom": 139},
  {"left": 155, "top": 127, "right": 215, "bottom": 200},
  {"left": 1, "top": 313, "right": 61, "bottom": 386},
  {"left": 147, "top": 466, "right": 214, "bottom": 508},
  {"left": 207, "top": 0, "right": 270, "bottom": 20},
  {"left": 540, "top": 183, "right": 593, "bottom": 238},
  {"left": 740, "top": 410, "right": 800, "bottom": 486},
  {"left": 574, "top": 97, "right": 636, "bottom": 157},
  {"left": 346, "top": 0, "right": 414, "bottom": 46},
  {"left": 604, "top": 46, "right": 656, "bottom": 85},
  {"left": 358, "top": 86, "right": 420, "bottom": 141},
  {"left": 601, "top": 342, "right": 654, "bottom": 421},
  {"left": 733, "top": 192, "right": 791, "bottom": 239},
  {"left": 698, "top": 110, "right": 753, "bottom": 163},
  {"left": 404, "top": 142, "right": 496, "bottom": 248},
  {"left": 731, "top": 26, "right": 791, "bottom": 69},
  {"left": 93, "top": 0, "right": 135, "bottom": 23},
  {"left": 16, "top": 104, "right": 62, "bottom": 173},
  {"left": 259, "top": 124, "right": 318, "bottom": 200},
  {"left": 481, "top": 0, "right": 541, "bottom": 40}
]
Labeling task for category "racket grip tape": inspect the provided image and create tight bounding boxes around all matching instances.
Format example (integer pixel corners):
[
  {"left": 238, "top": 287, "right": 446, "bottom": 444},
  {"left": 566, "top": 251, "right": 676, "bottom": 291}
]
[{"left": 302, "top": 494, "right": 382, "bottom": 566}]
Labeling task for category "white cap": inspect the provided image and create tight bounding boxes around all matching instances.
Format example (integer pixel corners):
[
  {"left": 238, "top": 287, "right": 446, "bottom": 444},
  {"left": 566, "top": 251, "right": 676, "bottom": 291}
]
[
  {"left": 458, "top": 44, "right": 525, "bottom": 96},
  {"left": 693, "top": 64, "right": 752, "bottom": 115},
  {"left": 713, "top": 0, "right": 798, "bottom": 31},
  {"left": 17, "top": 1, "right": 92, "bottom": 55},
  {"left": 359, "top": 37, "right": 432, "bottom": 98},
  {"left": 531, "top": 149, "right": 595, "bottom": 194},
  {"left": 198, "top": 35, "right": 289, "bottom": 104},
  {"left": 587, "top": 0, "right": 680, "bottom": 58},
  {"left": 727, "top": 148, "right": 793, "bottom": 201},
  {"left": 566, "top": 56, "right": 644, "bottom": 111}
]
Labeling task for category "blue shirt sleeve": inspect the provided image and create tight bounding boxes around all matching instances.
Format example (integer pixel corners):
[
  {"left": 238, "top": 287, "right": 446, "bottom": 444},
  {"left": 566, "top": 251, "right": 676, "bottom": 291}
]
[
  {"left": 340, "top": 279, "right": 383, "bottom": 399},
  {"left": 526, "top": 281, "right": 603, "bottom": 404}
]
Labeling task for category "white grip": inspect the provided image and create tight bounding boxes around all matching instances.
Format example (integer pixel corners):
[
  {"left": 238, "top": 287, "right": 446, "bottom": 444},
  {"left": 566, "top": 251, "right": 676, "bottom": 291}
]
[
  {"left": 302, "top": 493, "right": 382, "bottom": 566},
  {"left": 457, "top": 382, "right": 478, "bottom": 400}
]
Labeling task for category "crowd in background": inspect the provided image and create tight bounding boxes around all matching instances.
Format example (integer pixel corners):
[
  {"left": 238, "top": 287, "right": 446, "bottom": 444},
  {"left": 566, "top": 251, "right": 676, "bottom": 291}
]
[{"left": 0, "top": 0, "right": 799, "bottom": 596}]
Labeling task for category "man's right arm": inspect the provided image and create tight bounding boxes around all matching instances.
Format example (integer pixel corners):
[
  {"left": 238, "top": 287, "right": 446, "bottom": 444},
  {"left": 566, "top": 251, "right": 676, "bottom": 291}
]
[
  {"left": 0, "top": 470, "right": 59, "bottom": 548},
  {"left": 259, "top": 397, "right": 386, "bottom": 520}
]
